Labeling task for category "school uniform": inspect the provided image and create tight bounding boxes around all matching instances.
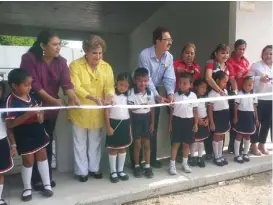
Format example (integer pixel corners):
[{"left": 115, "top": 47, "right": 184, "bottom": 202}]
[
  {"left": 208, "top": 89, "right": 230, "bottom": 135},
  {"left": 0, "top": 113, "right": 14, "bottom": 174},
  {"left": 106, "top": 91, "right": 132, "bottom": 149},
  {"left": 171, "top": 91, "right": 198, "bottom": 144},
  {"left": 5, "top": 93, "right": 49, "bottom": 155},
  {"left": 234, "top": 91, "right": 257, "bottom": 135},
  {"left": 127, "top": 88, "right": 155, "bottom": 139},
  {"left": 195, "top": 97, "right": 209, "bottom": 141}
]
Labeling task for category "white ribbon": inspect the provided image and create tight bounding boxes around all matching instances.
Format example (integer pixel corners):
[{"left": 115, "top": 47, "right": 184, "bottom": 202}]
[{"left": 1, "top": 92, "right": 272, "bottom": 113}]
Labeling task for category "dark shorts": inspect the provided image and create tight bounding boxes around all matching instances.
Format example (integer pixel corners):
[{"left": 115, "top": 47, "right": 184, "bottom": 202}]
[
  {"left": 234, "top": 111, "right": 256, "bottom": 135},
  {"left": 105, "top": 119, "right": 132, "bottom": 149},
  {"left": 172, "top": 116, "right": 194, "bottom": 144},
  {"left": 131, "top": 112, "right": 151, "bottom": 140},
  {"left": 14, "top": 123, "right": 49, "bottom": 155},
  {"left": 0, "top": 137, "right": 14, "bottom": 174},
  {"left": 214, "top": 109, "right": 231, "bottom": 135}
]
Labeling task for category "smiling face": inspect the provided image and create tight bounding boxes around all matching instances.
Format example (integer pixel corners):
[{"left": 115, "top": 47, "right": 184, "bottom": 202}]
[{"left": 215, "top": 48, "right": 230, "bottom": 63}]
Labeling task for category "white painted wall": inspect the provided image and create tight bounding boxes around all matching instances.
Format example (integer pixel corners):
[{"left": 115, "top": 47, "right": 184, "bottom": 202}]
[{"left": 235, "top": 1, "right": 272, "bottom": 63}]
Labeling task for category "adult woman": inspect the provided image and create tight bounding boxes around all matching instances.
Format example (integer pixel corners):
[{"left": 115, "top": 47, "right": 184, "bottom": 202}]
[
  {"left": 248, "top": 45, "right": 272, "bottom": 155},
  {"left": 68, "top": 35, "right": 115, "bottom": 182},
  {"left": 173, "top": 43, "right": 202, "bottom": 91},
  {"left": 226, "top": 39, "right": 250, "bottom": 153},
  {"left": 20, "top": 30, "right": 79, "bottom": 190},
  {"left": 204, "top": 44, "right": 237, "bottom": 158}
]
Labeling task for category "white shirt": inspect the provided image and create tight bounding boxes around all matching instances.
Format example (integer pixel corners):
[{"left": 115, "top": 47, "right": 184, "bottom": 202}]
[
  {"left": 0, "top": 112, "right": 7, "bottom": 140},
  {"left": 127, "top": 88, "right": 155, "bottom": 114},
  {"left": 197, "top": 98, "right": 207, "bottom": 118},
  {"left": 248, "top": 60, "right": 272, "bottom": 101},
  {"left": 208, "top": 89, "right": 229, "bottom": 111},
  {"left": 109, "top": 93, "right": 130, "bottom": 120},
  {"left": 235, "top": 91, "right": 258, "bottom": 111},
  {"left": 172, "top": 91, "right": 198, "bottom": 118}
]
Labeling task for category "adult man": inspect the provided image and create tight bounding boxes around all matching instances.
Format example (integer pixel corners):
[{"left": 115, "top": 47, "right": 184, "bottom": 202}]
[{"left": 133, "top": 27, "right": 176, "bottom": 168}]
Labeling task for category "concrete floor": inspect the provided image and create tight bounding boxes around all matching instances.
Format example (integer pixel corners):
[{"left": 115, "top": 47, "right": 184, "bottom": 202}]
[{"left": 3, "top": 143, "right": 272, "bottom": 205}]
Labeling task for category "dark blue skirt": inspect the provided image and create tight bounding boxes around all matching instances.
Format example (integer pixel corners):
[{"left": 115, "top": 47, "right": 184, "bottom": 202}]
[
  {"left": 234, "top": 111, "right": 256, "bottom": 135},
  {"left": 213, "top": 109, "right": 230, "bottom": 135},
  {"left": 195, "top": 124, "right": 209, "bottom": 141},
  {"left": 0, "top": 137, "right": 14, "bottom": 174}
]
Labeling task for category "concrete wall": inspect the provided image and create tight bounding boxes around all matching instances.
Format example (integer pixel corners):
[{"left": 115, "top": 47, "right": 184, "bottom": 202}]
[
  {"left": 235, "top": 1, "right": 272, "bottom": 63},
  {"left": 129, "top": 1, "right": 230, "bottom": 159}
]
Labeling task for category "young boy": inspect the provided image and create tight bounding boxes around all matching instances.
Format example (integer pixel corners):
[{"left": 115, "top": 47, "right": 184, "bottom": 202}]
[
  {"left": 128, "top": 67, "right": 155, "bottom": 178},
  {"left": 168, "top": 72, "right": 198, "bottom": 174}
]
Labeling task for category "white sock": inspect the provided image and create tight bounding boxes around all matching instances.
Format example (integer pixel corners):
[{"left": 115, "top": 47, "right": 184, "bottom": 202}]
[
  {"left": 243, "top": 139, "right": 250, "bottom": 155},
  {"left": 190, "top": 143, "right": 197, "bottom": 157},
  {"left": 182, "top": 158, "right": 188, "bottom": 165},
  {"left": 234, "top": 140, "right": 241, "bottom": 157},
  {"left": 37, "top": 160, "right": 52, "bottom": 191},
  {"left": 117, "top": 153, "right": 126, "bottom": 176},
  {"left": 0, "top": 184, "right": 3, "bottom": 199},
  {"left": 170, "top": 160, "right": 175, "bottom": 166},
  {"left": 144, "top": 164, "right": 150, "bottom": 169},
  {"left": 21, "top": 166, "right": 33, "bottom": 196},
  {"left": 212, "top": 141, "right": 219, "bottom": 158},
  {"left": 218, "top": 140, "right": 223, "bottom": 158},
  {"left": 109, "top": 155, "right": 117, "bottom": 177},
  {"left": 197, "top": 142, "right": 204, "bottom": 157}
]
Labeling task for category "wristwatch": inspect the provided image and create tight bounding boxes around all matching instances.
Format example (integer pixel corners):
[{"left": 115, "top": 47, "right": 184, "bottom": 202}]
[{"left": 10, "top": 144, "right": 17, "bottom": 148}]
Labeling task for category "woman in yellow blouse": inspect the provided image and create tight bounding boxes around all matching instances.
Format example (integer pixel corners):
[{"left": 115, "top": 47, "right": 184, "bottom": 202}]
[{"left": 68, "top": 35, "right": 114, "bottom": 182}]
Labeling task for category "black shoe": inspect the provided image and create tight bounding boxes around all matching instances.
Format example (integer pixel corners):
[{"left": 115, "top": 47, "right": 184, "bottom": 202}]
[
  {"left": 197, "top": 157, "right": 206, "bottom": 168},
  {"left": 21, "top": 189, "right": 32, "bottom": 202},
  {"left": 42, "top": 185, "right": 53, "bottom": 197},
  {"left": 118, "top": 171, "right": 129, "bottom": 181},
  {"left": 109, "top": 172, "right": 119, "bottom": 183},
  {"left": 144, "top": 167, "right": 154, "bottom": 178},
  {"left": 205, "top": 153, "right": 213, "bottom": 160},
  {"left": 220, "top": 157, "right": 229, "bottom": 165},
  {"left": 234, "top": 156, "right": 244, "bottom": 164},
  {"left": 0, "top": 199, "right": 7, "bottom": 205},
  {"left": 51, "top": 180, "right": 56, "bottom": 188},
  {"left": 188, "top": 156, "right": 198, "bottom": 166},
  {"left": 228, "top": 147, "right": 234, "bottom": 154},
  {"left": 213, "top": 158, "right": 224, "bottom": 167},
  {"left": 242, "top": 154, "right": 250, "bottom": 162},
  {"left": 78, "top": 175, "right": 88, "bottom": 182},
  {"left": 32, "top": 182, "right": 44, "bottom": 191},
  {"left": 133, "top": 166, "right": 142, "bottom": 178},
  {"left": 151, "top": 160, "right": 162, "bottom": 168},
  {"left": 89, "top": 171, "right": 103, "bottom": 179}
]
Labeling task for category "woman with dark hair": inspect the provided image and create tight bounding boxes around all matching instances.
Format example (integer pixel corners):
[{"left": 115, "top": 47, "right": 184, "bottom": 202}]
[
  {"left": 248, "top": 45, "right": 272, "bottom": 155},
  {"left": 20, "top": 29, "right": 79, "bottom": 190},
  {"left": 226, "top": 39, "right": 250, "bottom": 153},
  {"left": 204, "top": 44, "right": 237, "bottom": 158}
]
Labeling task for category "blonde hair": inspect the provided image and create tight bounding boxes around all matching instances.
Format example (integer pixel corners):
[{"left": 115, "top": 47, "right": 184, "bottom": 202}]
[{"left": 82, "top": 35, "right": 106, "bottom": 54}]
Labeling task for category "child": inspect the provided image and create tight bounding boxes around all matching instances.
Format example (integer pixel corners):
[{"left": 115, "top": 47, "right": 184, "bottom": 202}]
[
  {"left": 0, "top": 79, "right": 16, "bottom": 205},
  {"left": 105, "top": 72, "right": 133, "bottom": 183},
  {"left": 168, "top": 72, "right": 198, "bottom": 174},
  {"left": 5, "top": 69, "right": 53, "bottom": 202},
  {"left": 233, "top": 76, "right": 259, "bottom": 163},
  {"left": 208, "top": 71, "right": 230, "bottom": 166},
  {"left": 189, "top": 79, "right": 209, "bottom": 168},
  {"left": 127, "top": 67, "right": 155, "bottom": 178}
]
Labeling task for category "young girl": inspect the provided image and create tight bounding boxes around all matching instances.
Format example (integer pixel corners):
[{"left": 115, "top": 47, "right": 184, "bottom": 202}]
[
  {"left": 168, "top": 72, "right": 198, "bottom": 175},
  {"left": 233, "top": 76, "right": 259, "bottom": 163},
  {"left": 105, "top": 72, "right": 133, "bottom": 183},
  {"left": 189, "top": 79, "right": 209, "bottom": 168},
  {"left": 5, "top": 69, "right": 53, "bottom": 202},
  {"left": 0, "top": 79, "right": 16, "bottom": 205},
  {"left": 208, "top": 71, "right": 230, "bottom": 166}
]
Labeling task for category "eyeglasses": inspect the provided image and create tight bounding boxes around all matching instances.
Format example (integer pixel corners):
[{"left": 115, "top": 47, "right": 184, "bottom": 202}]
[{"left": 161, "top": 38, "right": 173, "bottom": 43}]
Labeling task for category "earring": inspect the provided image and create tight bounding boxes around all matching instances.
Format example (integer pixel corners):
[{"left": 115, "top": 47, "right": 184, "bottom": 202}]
[{"left": 43, "top": 50, "right": 45, "bottom": 56}]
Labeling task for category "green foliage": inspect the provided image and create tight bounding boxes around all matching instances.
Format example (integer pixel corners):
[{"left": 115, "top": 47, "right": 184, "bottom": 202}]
[{"left": 0, "top": 35, "right": 36, "bottom": 46}]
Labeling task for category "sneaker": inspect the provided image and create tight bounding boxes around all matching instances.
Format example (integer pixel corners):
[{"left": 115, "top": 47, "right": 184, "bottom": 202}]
[
  {"left": 168, "top": 164, "right": 177, "bottom": 175},
  {"left": 234, "top": 156, "right": 244, "bottom": 164},
  {"left": 197, "top": 157, "right": 206, "bottom": 168},
  {"left": 133, "top": 166, "right": 142, "bottom": 178},
  {"left": 182, "top": 163, "right": 192, "bottom": 173},
  {"left": 220, "top": 157, "right": 229, "bottom": 165},
  {"left": 242, "top": 154, "right": 250, "bottom": 162},
  {"left": 188, "top": 156, "right": 198, "bottom": 166},
  {"left": 213, "top": 158, "right": 224, "bottom": 167},
  {"left": 144, "top": 167, "right": 154, "bottom": 178}
]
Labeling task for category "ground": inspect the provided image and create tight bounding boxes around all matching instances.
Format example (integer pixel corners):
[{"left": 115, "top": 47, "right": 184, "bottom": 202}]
[{"left": 126, "top": 171, "right": 272, "bottom": 205}]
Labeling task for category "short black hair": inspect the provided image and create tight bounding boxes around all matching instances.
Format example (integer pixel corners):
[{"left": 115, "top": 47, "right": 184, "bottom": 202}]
[
  {"left": 193, "top": 78, "right": 207, "bottom": 88},
  {"left": 234, "top": 39, "right": 247, "bottom": 49},
  {"left": 243, "top": 76, "right": 254, "bottom": 83},
  {"left": 134, "top": 67, "right": 149, "bottom": 79},
  {"left": 152, "top": 26, "right": 169, "bottom": 45},
  {"left": 8, "top": 69, "right": 30, "bottom": 87},
  {"left": 117, "top": 72, "right": 133, "bottom": 86},
  {"left": 180, "top": 72, "right": 193, "bottom": 83},
  {"left": 213, "top": 71, "right": 227, "bottom": 82}
]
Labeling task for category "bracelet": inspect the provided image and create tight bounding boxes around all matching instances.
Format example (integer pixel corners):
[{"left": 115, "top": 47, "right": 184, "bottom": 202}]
[{"left": 10, "top": 144, "right": 17, "bottom": 148}]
